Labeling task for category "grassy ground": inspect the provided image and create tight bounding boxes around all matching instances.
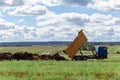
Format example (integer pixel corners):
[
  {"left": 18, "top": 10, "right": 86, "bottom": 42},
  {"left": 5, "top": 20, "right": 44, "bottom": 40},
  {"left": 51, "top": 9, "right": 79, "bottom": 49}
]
[
  {"left": 0, "top": 45, "right": 120, "bottom": 80},
  {"left": 0, "top": 46, "right": 67, "bottom": 53}
]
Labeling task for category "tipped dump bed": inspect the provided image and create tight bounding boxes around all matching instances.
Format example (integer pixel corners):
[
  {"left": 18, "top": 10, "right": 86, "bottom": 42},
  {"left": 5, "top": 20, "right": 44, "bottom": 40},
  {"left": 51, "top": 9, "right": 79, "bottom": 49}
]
[{"left": 64, "top": 30, "right": 87, "bottom": 58}]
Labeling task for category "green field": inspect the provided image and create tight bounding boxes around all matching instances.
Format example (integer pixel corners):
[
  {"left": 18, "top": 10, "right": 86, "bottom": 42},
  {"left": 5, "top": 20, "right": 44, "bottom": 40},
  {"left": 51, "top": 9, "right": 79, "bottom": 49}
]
[{"left": 0, "top": 45, "right": 120, "bottom": 80}]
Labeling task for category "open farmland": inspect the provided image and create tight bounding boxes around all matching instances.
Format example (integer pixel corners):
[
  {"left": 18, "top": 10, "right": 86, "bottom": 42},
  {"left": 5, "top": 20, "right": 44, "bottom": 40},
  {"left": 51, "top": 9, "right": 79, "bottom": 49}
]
[{"left": 0, "top": 45, "right": 120, "bottom": 80}]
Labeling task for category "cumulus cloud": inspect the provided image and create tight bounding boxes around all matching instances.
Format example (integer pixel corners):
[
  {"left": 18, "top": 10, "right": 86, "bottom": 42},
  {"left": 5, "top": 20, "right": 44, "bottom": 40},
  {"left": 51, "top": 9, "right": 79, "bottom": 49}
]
[
  {"left": 0, "top": 18, "right": 15, "bottom": 30},
  {"left": 0, "top": 0, "right": 58, "bottom": 14},
  {"left": 0, "top": 0, "right": 120, "bottom": 12},
  {"left": 8, "top": 5, "right": 48, "bottom": 16},
  {"left": 0, "top": 0, "right": 52, "bottom": 17},
  {"left": 0, "top": 12, "right": 120, "bottom": 42},
  {"left": 89, "top": 13, "right": 120, "bottom": 26},
  {"left": 84, "top": 26, "right": 120, "bottom": 42},
  {"left": 0, "top": 18, "right": 36, "bottom": 42},
  {"left": 88, "top": 0, "right": 120, "bottom": 11},
  {"left": 0, "top": 0, "right": 60, "bottom": 7},
  {"left": 0, "top": 0, "right": 24, "bottom": 6},
  {"left": 37, "top": 13, "right": 90, "bottom": 27},
  {"left": 0, "top": 17, "right": 64, "bottom": 42},
  {"left": 59, "top": 0, "right": 120, "bottom": 11},
  {"left": 0, "top": 12, "right": 2, "bottom": 16},
  {"left": 15, "top": 0, "right": 59, "bottom": 6},
  {"left": 37, "top": 12, "right": 120, "bottom": 29},
  {"left": 0, "top": 0, "right": 120, "bottom": 42},
  {"left": 60, "top": 0, "right": 94, "bottom": 6},
  {"left": 36, "top": 13, "right": 90, "bottom": 41},
  {"left": 36, "top": 12, "right": 120, "bottom": 41}
]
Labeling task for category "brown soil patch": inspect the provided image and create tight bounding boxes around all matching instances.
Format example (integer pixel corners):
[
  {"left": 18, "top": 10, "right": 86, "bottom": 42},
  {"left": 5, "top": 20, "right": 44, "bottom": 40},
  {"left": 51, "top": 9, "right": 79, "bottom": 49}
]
[
  {"left": 1, "top": 71, "right": 118, "bottom": 80},
  {"left": 0, "top": 72, "right": 3, "bottom": 76},
  {"left": 8, "top": 72, "right": 29, "bottom": 77},
  {"left": 0, "top": 52, "right": 67, "bottom": 61},
  {"left": 95, "top": 72, "right": 117, "bottom": 79}
]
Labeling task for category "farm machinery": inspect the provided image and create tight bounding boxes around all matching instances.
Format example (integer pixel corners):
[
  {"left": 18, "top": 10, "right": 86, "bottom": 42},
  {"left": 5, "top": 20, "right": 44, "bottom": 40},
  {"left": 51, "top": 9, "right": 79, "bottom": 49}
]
[{"left": 55, "top": 30, "right": 108, "bottom": 61}]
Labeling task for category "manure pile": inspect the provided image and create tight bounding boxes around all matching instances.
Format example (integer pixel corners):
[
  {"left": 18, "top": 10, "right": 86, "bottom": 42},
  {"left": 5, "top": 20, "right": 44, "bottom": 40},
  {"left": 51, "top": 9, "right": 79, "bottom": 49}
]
[{"left": 0, "top": 52, "right": 67, "bottom": 61}]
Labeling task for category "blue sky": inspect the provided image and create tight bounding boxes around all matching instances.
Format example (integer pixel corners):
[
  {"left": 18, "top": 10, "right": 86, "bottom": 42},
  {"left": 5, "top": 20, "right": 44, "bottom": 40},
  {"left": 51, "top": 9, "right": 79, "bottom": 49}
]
[{"left": 0, "top": 0, "right": 120, "bottom": 42}]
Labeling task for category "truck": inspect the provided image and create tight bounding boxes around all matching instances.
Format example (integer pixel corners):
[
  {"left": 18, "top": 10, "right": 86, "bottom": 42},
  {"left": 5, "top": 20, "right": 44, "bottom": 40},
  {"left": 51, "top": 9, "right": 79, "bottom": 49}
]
[{"left": 57, "top": 30, "right": 108, "bottom": 61}]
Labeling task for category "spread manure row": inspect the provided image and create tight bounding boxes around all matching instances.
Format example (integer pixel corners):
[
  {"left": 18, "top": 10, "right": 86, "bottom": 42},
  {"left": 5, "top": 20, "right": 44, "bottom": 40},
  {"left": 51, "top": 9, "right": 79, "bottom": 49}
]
[{"left": 0, "top": 52, "right": 66, "bottom": 61}]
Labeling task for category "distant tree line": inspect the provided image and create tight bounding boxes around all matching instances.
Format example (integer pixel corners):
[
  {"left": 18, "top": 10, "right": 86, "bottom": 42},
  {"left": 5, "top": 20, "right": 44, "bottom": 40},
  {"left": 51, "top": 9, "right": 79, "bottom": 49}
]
[
  {"left": 0, "top": 41, "right": 120, "bottom": 47},
  {"left": 86, "top": 42, "right": 120, "bottom": 46}
]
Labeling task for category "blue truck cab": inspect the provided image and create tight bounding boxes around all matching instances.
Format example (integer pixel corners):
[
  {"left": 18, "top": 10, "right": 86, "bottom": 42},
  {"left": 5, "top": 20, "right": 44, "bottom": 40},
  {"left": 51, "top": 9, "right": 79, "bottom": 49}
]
[{"left": 96, "top": 46, "right": 108, "bottom": 59}]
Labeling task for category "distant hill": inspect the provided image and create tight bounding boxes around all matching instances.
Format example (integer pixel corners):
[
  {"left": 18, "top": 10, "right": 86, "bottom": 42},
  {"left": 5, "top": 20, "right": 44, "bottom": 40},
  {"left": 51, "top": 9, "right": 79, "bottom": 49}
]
[{"left": 0, "top": 41, "right": 120, "bottom": 46}]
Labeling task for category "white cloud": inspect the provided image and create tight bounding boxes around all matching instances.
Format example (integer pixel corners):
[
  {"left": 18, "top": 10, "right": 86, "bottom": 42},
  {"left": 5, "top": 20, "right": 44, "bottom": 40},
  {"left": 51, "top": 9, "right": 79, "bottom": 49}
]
[
  {"left": 0, "top": 0, "right": 24, "bottom": 6},
  {"left": 0, "top": 12, "right": 2, "bottom": 16},
  {"left": 0, "top": 0, "right": 120, "bottom": 12},
  {"left": 88, "top": 0, "right": 120, "bottom": 11},
  {"left": 8, "top": 5, "right": 48, "bottom": 16},
  {"left": 36, "top": 12, "right": 120, "bottom": 42},
  {"left": 0, "top": 11, "right": 120, "bottom": 42},
  {"left": 37, "top": 12, "right": 90, "bottom": 27},
  {"left": 0, "top": 18, "right": 37, "bottom": 42},
  {"left": 0, "top": 18, "right": 15, "bottom": 30},
  {"left": 89, "top": 13, "right": 120, "bottom": 26},
  {"left": 0, "top": 0, "right": 120, "bottom": 42},
  {"left": 60, "top": 0, "right": 120, "bottom": 11},
  {"left": 0, "top": 0, "right": 60, "bottom": 7},
  {"left": 59, "top": 0, "right": 120, "bottom": 11},
  {"left": 0, "top": 17, "right": 64, "bottom": 42},
  {"left": 36, "top": 13, "right": 90, "bottom": 41},
  {"left": 60, "top": 0, "right": 94, "bottom": 6},
  {"left": 39, "top": 0, "right": 60, "bottom": 6},
  {"left": 23, "top": 0, "right": 60, "bottom": 6}
]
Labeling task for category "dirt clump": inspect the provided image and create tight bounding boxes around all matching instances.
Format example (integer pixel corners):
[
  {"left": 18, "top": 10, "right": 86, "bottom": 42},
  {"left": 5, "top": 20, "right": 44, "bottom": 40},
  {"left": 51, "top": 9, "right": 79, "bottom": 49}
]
[
  {"left": 52, "top": 53, "right": 67, "bottom": 61},
  {"left": 13, "top": 52, "right": 34, "bottom": 60},
  {"left": 39, "top": 54, "right": 53, "bottom": 60},
  {"left": 0, "top": 52, "right": 13, "bottom": 61},
  {"left": 32, "top": 54, "right": 40, "bottom": 60}
]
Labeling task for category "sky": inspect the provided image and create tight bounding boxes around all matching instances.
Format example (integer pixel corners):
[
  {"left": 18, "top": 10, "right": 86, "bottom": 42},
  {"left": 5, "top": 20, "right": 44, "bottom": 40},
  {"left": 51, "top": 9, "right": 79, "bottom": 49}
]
[{"left": 0, "top": 0, "right": 120, "bottom": 42}]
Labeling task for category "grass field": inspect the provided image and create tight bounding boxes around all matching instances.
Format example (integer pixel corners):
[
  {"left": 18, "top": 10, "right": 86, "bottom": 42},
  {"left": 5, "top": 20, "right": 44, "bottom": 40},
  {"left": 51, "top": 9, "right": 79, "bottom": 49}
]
[
  {"left": 0, "top": 46, "right": 67, "bottom": 53},
  {"left": 0, "top": 45, "right": 120, "bottom": 80}
]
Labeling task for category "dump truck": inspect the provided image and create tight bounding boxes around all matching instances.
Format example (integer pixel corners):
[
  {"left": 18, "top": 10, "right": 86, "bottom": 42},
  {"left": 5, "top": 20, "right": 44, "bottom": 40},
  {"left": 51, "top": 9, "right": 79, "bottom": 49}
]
[{"left": 57, "top": 30, "right": 108, "bottom": 61}]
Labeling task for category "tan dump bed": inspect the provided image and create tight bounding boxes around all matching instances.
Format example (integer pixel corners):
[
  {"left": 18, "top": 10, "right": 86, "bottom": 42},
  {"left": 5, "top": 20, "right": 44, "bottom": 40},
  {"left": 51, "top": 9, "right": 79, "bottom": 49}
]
[{"left": 64, "top": 30, "right": 87, "bottom": 58}]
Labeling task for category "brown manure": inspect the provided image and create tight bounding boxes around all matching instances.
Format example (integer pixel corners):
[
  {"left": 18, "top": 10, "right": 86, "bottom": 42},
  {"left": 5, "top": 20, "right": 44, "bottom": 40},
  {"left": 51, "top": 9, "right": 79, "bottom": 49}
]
[{"left": 0, "top": 52, "right": 67, "bottom": 61}]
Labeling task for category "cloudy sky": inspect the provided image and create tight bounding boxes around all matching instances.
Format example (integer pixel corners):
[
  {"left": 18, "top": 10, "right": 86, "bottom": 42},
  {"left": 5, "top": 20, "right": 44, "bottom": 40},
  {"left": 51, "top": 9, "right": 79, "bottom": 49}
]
[{"left": 0, "top": 0, "right": 120, "bottom": 42}]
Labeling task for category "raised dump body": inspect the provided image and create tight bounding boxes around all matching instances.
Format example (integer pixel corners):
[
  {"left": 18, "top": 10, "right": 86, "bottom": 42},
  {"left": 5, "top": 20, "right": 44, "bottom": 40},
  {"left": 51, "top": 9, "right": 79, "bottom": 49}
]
[{"left": 63, "top": 30, "right": 87, "bottom": 58}]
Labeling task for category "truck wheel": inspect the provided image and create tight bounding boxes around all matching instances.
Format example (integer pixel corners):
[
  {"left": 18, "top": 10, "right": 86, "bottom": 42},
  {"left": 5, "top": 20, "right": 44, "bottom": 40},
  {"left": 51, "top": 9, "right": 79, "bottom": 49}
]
[{"left": 83, "top": 57, "right": 87, "bottom": 60}]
